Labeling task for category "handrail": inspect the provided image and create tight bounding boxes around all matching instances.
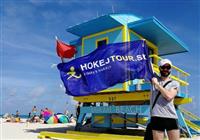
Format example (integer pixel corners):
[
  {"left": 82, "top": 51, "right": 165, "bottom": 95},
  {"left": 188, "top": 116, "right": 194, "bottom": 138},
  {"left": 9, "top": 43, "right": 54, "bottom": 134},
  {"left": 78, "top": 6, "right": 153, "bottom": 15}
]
[
  {"left": 180, "top": 107, "right": 200, "bottom": 121},
  {"left": 149, "top": 54, "right": 190, "bottom": 87},
  {"left": 149, "top": 54, "right": 190, "bottom": 76},
  {"left": 152, "top": 64, "right": 189, "bottom": 86},
  {"left": 185, "top": 119, "right": 200, "bottom": 132}
]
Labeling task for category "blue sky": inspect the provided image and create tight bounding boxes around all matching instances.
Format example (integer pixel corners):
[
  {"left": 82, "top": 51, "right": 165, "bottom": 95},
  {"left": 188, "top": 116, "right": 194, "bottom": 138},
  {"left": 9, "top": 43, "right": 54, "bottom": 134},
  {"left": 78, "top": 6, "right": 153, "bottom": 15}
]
[{"left": 1, "top": 0, "right": 200, "bottom": 116}]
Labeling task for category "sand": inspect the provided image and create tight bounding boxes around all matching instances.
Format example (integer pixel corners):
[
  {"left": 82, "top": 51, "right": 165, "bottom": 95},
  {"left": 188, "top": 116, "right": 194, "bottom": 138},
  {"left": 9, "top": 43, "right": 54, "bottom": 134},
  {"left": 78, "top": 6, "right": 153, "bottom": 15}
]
[
  {"left": 0, "top": 118, "right": 75, "bottom": 140},
  {"left": 1, "top": 118, "right": 200, "bottom": 140}
]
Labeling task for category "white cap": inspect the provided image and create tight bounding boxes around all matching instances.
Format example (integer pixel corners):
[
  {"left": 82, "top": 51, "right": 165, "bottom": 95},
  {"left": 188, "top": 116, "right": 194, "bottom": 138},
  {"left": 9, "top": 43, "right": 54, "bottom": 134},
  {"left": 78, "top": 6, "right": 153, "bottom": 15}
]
[{"left": 159, "top": 59, "right": 172, "bottom": 67}]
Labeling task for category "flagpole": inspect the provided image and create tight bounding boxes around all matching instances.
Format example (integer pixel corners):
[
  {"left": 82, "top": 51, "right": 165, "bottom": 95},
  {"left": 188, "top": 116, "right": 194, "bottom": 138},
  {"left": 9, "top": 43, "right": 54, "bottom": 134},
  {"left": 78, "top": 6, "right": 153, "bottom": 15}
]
[
  {"left": 61, "top": 57, "right": 64, "bottom": 63},
  {"left": 142, "top": 39, "right": 146, "bottom": 47},
  {"left": 55, "top": 36, "right": 64, "bottom": 63}
]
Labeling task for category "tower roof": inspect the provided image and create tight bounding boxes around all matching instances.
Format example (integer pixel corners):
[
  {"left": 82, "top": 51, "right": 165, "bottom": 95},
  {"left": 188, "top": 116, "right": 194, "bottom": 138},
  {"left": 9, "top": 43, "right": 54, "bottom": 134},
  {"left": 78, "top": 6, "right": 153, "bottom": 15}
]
[
  {"left": 67, "top": 13, "right": 141, "bottom": 37},
  {"left": 128, "top": 17, "right": 189, "bottom": 55},
  {"left": 67, "top": 13, "right": 188, "bottom": 55}
]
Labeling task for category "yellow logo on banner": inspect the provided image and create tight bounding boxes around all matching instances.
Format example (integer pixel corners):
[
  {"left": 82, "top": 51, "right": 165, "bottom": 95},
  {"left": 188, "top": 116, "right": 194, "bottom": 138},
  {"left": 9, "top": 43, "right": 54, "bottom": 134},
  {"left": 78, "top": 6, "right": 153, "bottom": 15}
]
[{"left": 67, "top": 66, "right": 81, "bottom": 80}]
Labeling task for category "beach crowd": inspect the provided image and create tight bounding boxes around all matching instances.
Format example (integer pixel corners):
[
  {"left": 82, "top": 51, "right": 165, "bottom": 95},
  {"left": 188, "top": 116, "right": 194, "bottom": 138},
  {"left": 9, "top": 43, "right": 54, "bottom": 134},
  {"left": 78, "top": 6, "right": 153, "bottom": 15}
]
[{"left": 2, "top": 105, "right": 76, "bottom": 124}]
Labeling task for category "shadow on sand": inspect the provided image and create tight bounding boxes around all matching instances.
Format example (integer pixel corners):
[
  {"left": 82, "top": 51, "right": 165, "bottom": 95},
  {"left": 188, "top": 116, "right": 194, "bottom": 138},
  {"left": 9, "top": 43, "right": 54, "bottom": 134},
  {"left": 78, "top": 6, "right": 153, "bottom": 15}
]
[{"left": 24, "top": 124, "right": 145, "bottom": 137}]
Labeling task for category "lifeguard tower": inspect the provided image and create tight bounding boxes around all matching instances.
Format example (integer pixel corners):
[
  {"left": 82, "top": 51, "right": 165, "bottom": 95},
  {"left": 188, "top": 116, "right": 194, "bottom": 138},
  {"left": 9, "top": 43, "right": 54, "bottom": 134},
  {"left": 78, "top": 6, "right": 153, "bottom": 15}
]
[
  {"left": 38, "top": 13, "right": 200, "bottom": 139},
  {"left": 64, "top": 13, "right": 200, "bottom": 137}
]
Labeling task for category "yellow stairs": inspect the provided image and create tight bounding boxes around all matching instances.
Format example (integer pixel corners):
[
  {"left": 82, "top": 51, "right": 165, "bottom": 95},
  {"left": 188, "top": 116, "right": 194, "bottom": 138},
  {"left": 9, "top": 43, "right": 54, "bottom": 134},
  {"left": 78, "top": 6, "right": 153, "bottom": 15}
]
[
  {"left": 180, "top": 107, "right": 200, "bottom": 121},
  {"left": 180, "top": 107, "right": 200, "bottom": 133},
  {"left": 185, "top": 119, "right": 200, "bottom": 133}
]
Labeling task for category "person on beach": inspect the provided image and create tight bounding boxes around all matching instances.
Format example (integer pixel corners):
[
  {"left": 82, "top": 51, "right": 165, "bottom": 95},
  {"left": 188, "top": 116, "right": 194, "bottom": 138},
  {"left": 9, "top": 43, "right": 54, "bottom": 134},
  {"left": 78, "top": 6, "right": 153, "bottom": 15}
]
[
  {"left": 64, "top": 110, "right": 69, "bottom": 116},
  {"left": 32, "top": 106, "right": 37, "bottom": 116},
  {"left": 44, "top": 107, "right": 48, "bottom": 112},
  {"left": 44, "top": 107, "right": 53, "bottom": 114},
  {"left": 26, "top": 112, "right": 31, "bottom": 122},
  {"left": 150, "top": 59, "right": 180, "bottom": 140},
  {"left": 69, "top": 114, "right": 73, "bottom": 119},
  {"left": 28, "top": 112, "right": 31, "bottom": 118},
  {"left": 76, "top": 102, "right": 81, "bottom": 119},
  {"left": 69, "top": 114, "right": 76, "bottom": 123},
  {"left": 15, "top": 110, "right": 20, "bottom": 122},
  {"left": 39, "top": 109, "right": 44, "bottom": 119},
  {"left": 15, "top": 110, "right": 19, "bottom": 118},
  {"left": 29, "top": 106, "right": 37, "bottom": 122}
]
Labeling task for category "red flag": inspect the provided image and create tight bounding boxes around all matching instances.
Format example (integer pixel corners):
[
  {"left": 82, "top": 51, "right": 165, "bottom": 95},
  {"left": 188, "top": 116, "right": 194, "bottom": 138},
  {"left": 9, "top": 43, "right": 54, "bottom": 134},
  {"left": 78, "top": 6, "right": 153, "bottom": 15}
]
[{"left": 56, "top": 40, "right": 76, "bottom": 58}]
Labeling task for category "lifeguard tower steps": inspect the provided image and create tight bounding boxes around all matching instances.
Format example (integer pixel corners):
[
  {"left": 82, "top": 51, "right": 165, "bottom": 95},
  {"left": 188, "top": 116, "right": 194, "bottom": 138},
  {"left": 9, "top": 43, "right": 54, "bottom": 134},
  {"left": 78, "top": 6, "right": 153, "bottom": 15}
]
[{"left": 179, "top": 107, "right": 200, "bottom": 136}]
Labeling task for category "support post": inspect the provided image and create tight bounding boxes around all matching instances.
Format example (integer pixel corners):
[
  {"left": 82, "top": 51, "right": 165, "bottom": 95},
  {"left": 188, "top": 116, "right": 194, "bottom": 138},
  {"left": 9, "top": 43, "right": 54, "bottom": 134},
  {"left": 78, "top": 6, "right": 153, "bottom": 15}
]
[{"left": 75, "top": 113, "right": 86, "bottom": 131}]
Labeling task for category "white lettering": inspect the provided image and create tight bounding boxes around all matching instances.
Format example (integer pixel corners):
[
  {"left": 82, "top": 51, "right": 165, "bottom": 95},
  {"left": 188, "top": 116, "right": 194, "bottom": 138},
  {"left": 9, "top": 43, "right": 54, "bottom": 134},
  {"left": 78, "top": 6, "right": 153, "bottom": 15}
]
[
  {"left": 136, "top": 55, "right": 143, "bottom": 61},
  {"left": 105, "top": 58, "right": 110, "bottom": 64},
  {"left": 88, "top": 62, "right": 93, "bottom": 69},
  {"left": 80, "top": 63, "right": 88, "bottom": 71},
  {"left": 99, "top": 59, "right": 105, "bottom": 67},
  {"left": 80, "top": 54, "right": 146, "bottom": 71},
  {"left": 142, "top": 54, "right": 147, "bottom": 60},
  {"left": 110, "top": 55, "right": 116, "bottom": 61},
  {"left": 92, "top": 61, "right": 99, "bottom": 68},
  {"left": 128, "top": 56, "right": 135, "bottom": 61},
  {"left": 122, "top": 56, "right": 129, "bottom": 61},
  {"left": 116, "top": 55, "right": 123, "bottom": 61}
]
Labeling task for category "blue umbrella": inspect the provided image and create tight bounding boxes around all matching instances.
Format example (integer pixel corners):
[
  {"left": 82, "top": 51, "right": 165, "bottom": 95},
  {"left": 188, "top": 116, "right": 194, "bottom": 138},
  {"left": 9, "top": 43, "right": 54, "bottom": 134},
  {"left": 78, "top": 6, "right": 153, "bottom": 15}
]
[{"left": 56, "top": 114, "right": 69, "bottom": 123}]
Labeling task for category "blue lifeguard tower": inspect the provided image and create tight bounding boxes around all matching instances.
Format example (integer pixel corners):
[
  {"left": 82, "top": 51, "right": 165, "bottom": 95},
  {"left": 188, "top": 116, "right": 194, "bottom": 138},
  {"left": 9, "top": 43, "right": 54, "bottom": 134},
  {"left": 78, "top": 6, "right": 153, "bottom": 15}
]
[
  {"left": 38, "top": 13, "right": 200, "bottom": 139},
  {"left": 37, "top": 13, "right": 200, "bottom": 140},
  {"left": 65, "top": 13, "right": 200, "bottom": 138}
]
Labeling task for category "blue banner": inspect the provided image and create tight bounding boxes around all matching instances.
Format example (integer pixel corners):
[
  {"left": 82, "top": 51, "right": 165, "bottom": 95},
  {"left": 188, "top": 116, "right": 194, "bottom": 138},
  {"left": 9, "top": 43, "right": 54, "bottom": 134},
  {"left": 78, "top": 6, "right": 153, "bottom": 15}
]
[{"left": 57, "top": 40, "right": 154, "bottom": 96}]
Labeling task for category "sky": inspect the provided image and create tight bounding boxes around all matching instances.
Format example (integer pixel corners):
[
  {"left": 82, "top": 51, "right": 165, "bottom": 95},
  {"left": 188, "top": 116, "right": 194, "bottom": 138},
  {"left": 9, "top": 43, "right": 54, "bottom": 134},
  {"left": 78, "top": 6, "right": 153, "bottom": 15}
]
[{"left": 0, "top": 0, "right": 200, "bottom": 116}]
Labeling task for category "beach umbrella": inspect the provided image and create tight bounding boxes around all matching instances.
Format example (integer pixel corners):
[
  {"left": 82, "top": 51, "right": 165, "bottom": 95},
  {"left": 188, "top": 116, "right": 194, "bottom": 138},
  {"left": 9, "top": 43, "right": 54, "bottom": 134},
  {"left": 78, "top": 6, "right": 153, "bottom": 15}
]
[
  {"left": 43, "top": 110, "right": 52, "bottom": 116},
  {"left": 46, "top": 115, "right": 58, "bottom": 124},
  {"left": 43, "top": 110, "right": 53, "bottom": 121},
  {"left": 56, "top": 114, "right": 69, "bottom": 123}
]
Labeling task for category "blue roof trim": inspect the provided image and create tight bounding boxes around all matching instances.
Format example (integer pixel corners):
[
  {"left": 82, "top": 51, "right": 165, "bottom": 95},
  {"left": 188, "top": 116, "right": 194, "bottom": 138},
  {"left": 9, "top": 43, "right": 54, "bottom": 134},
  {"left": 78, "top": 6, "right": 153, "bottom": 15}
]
[
  {"left": 128, "top": 17, "right": 189, "bottom": 55},
  {"left": 110, "top": 13, "right": 141, "bottom": 25},
  {"left": 152, "top": 17, "right": 189, "bottom": 51},
  {"left": 66, "top": 15, "right": 123, "bottom": 37},
  {"left": 66, "top": 14, "right": 141, "bottom": 37},
  {"left": 69, "top": 38, "right": 82, "bottom": 46},
  {"left": 159, "top": 51, "right": 188, "bottom": 56},
  {"left": 109, "top": 13, "right": 142, "bottom": 18}
]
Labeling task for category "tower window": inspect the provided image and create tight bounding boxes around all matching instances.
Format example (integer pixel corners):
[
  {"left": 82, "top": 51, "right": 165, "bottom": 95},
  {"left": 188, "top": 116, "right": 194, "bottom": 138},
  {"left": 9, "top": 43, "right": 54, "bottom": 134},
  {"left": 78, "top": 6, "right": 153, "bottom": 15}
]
[{"left": 97, "top": 38, "right": 108, "bottom": 47}]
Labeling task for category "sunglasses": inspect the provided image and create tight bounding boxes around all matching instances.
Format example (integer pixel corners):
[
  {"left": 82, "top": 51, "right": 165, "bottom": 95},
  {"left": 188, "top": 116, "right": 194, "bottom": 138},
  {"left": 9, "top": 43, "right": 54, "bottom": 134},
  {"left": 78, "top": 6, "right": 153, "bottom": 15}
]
[{"left": 160, "top": 65, "right": 171, "bottom": 70}]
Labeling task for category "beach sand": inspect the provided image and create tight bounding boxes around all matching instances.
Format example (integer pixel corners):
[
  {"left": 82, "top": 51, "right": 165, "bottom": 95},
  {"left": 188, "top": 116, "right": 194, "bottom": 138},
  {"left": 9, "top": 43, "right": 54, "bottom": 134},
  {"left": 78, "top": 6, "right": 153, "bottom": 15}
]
[
  {"left": 1, "top": 118, "right": 200, "bottom": 140},
  {"left": 0, "top": 118, "right": 75, "bottom": 140}
]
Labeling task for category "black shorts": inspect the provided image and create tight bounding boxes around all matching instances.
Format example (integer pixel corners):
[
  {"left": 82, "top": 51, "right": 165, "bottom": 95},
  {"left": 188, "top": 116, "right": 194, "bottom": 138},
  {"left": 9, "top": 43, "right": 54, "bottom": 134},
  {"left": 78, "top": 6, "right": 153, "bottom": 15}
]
[{"left": 151, "top": 116, "right": 179, "bottom": 131}]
